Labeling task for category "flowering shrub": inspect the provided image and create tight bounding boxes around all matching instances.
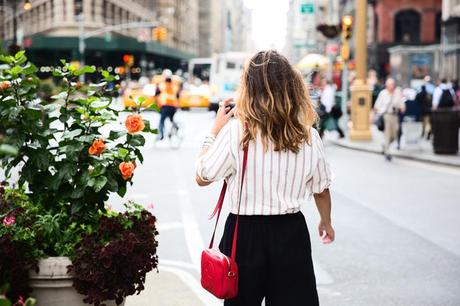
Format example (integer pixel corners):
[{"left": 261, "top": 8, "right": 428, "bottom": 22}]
[
  {"left": 0, "top": 51, "right": 159, "bottom": 305},
  {"left": 0, "top": 184, "right": 38, "bottom": 302},
  {"left": 0, "top": 51, "right": 155, "bottom": 221},
  {"left": 68, "top": 203, "right": 159, "bottom": 306}
]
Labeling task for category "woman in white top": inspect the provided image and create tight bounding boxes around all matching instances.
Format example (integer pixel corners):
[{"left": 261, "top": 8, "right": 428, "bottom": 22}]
[{"left": 196, "top": 50, "right": 335, "bottom": 306}]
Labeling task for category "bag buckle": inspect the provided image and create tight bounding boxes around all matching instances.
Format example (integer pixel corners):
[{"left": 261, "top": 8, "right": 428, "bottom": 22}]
[{"left": 227, "top": 271, "right": 236, "bottom": 277}]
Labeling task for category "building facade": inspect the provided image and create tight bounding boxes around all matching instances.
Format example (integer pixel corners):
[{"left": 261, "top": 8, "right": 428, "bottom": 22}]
[
  {"left": 339, "top": 0, "right": 442, "bottom": 77},
  {"left": 285, "top": 0, "right": 341, "bottom": 64},
  {"left": 1, "top": 0, "right": 200, "bottom": 74},
  {"left": 200, "top": 0, "right": 251, "bottom": 57},
  {"left": 441, "top": 0, "right": 460, "bottom": 80}
]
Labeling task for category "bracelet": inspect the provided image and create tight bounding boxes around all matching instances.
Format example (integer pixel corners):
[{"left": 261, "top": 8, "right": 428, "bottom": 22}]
[{"left": 202, "top": 134, "right": 216, "bottom": 148}]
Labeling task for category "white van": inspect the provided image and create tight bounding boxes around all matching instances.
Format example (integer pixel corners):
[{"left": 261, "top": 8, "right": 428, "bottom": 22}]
[{"left": 188, "top": 52, "right": 250, "bottom": 111}]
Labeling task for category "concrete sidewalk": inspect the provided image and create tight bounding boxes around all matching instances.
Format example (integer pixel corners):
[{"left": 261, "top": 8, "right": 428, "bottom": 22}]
[
  {"left": 326, "top": 126, "right": 460, "bottom": 167},
  {"left": 125, "top": 268, "right": 206, "bottom": 306}
]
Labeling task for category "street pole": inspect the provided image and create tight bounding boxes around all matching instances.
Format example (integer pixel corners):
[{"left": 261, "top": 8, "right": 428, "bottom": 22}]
[
  {"left": 77, "top": 13, "right": 85, "bottom": 83},
  {"left": 348, "top": 0, "right": 372, "bottom": 140},
  {"left": 341, "top": 61, "right": 349, "bottom": 132},
  {"left": 12, "top": 0, "right": 17, "bottom": 45}
]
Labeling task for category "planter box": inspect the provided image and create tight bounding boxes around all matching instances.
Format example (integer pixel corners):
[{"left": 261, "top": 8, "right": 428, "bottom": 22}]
[{"left": 29, "top": 257, "right": 125, "bottom": 306}]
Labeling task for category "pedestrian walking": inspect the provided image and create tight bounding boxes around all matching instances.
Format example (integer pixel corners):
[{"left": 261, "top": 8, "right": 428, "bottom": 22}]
[
  {"left": 196, "top": 50, "right": 334, "bottom": 306},
  {"left": 374, "top": 78, "right": 405, "bottom": 161},
  {"left": 416, "top": 85, "right": 432, "bottom": 139},
  {"left": 432, "top": 79, "right": 456, "bottom": 109},
  {"left": 320, "top": 79, "right": 344, "bottom": 138}
]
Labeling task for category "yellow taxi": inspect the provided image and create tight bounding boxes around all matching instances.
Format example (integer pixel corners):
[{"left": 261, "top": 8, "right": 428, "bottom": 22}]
[
  {"left": 123, "top": 83, "right": 156, "bottom": 109},
  {"left": 179, "top": 83, "right": 211, "bottom": 109}
]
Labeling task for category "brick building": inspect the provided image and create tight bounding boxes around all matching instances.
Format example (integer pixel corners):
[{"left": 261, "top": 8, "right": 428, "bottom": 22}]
[
  {"left": 370, "top": 0, "right": 442, "bottom": 76},
  {"left": 339, "top": 0, "right": 442, "bottom": 77}
]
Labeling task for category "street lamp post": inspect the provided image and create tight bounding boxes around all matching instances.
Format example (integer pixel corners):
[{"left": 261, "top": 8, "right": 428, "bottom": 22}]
[
  {"left": 348, "top": 0, "right": 373, "bottom": 140},
  {"left": 1, "top": 0, "right": 32, "bottom": 49}
]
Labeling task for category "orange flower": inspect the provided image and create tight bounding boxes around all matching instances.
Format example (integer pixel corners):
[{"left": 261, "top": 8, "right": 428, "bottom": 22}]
[
  {"left": 119, "top": 161, "right": 136, "bottom": 180},
  {"left": 88, "top": 139, "right": 105, "bottom": 156},
  {"left": 0, "top": 81, "right": 11, "bottom": 91},
  {"left": 125, "top": 114, "right": 145, "bottom": 134}
]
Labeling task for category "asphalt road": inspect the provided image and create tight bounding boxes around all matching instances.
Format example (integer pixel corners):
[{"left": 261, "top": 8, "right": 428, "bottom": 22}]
[{"left": 110, "top": 109, "right": 460, "bottom": 306}]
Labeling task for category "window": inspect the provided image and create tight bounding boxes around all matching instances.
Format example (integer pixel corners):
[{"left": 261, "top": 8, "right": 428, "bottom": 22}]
[
  {"left": 435, "top": 11, "right": 442, "bottom": 42},
  {"left": 74, "top": 0, "right": 83, "bottom": 16},
  {"left": 394, "top": 10, "right": 421, "bottom": 43}
]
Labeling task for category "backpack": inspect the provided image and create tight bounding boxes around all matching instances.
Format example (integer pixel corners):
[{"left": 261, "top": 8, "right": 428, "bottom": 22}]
[{"left": 439, "top": 89, "right": 454, "bottom": 108}]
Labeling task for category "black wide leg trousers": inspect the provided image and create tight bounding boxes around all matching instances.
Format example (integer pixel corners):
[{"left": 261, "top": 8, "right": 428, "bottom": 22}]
[{"left": 219, "top": 212, "right": 319, "bottom": 306}]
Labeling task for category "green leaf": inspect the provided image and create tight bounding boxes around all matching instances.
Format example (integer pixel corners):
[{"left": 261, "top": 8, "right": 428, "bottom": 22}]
[
  {"left": 117, "top": 185, "right": 127, "bottom": 197},
  {"left": 22, "top": 63, "right": 38, "bottom": 74},
  {"left": 24, "top": 297, "right": 36, "bottom": 306},
  {"left": 148, "top": 103, "right": 160, "bottom": 112},
  {"left": 0, "top": 144, "right": 18, "bottom": 156},
  {"left": 109, "top": 130, "right": 127, "bottom": 140},
  {"left": 70, "top": 186, "right": 85, "bottom": 199},
  {"left": 0, "top": 299, "right": 12, "bottom": 306},
  {"left": 64, "top": 129, "right": 83, "bottom": 139},
  {"left": 58, "top": 163, "right": 78, "bottom": 181},
  {"left": 14, "top": 50, "right": 26, "bottom": 60},
  {"left": 101, "top": 70, "right": 115, "bottom": 82},
  {"left": 89, "top": 100, "right": 110, "bottom": 111},
  {"left": 118, "top": 148, "right": 129, "bottom": 159},
  {"left": 75, "top": 65, "right": 96, "bottom": 76},
  {"left": 93, "top": 176, "right": 108, "bottom": 192},
  {"left": 0, "top": 54, "right": 14, "bottom": 64},
  {"left": 138, "top": 96, "right": 146, "bottom": 104},
  {"left": 29, "top": 150, "right": 49, "bottom": 171},
  {"left": 10, "top": 65, "right": 23, "bottom": 76},
  {"left": 87, "top": 177, "right": 96, "bottom": 187},
  {"left": 127, "top": 134, "right": 145, "bottom": 146},
  {"left": 52, "top": 69, "right": 64, "bottom": 77}
]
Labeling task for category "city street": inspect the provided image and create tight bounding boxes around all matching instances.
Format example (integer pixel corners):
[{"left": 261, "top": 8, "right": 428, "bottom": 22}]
[{"left": 109, "top": 108, "right": 460, "bottom": 306}]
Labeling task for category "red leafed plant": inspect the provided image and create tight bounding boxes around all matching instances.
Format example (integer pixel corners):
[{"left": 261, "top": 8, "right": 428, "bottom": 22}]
[{"left": 68, "top": 203, "right": 159, "bottom": 306}]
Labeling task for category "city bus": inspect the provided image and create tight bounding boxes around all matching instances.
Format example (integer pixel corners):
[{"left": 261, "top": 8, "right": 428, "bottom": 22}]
[{"left": 188, "top": 52, "right": 250, "bottom": 111}]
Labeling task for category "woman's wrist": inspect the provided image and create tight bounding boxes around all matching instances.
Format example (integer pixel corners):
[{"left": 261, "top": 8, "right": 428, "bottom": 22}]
[
  {"left": 320, "top": 218, "right": 332, "bottom": 225},
  {"left": 210, "top": 125, "right": 221, "bottom": 137}
]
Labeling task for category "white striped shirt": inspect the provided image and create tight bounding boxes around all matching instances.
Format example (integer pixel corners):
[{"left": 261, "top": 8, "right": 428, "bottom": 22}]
[{"left": 196, "top": 119, "right": 332, "bottom": 215}]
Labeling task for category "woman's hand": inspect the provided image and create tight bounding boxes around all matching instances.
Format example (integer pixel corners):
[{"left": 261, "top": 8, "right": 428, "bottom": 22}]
[
  {"left": 211, "top": 98, "right": 236, "bottom": 136},
  {"left": 318, "top": 220, "right": 335, "bottom": 244}
]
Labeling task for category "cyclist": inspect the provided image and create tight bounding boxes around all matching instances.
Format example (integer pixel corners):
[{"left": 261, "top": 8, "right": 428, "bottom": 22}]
[{"left": 156, "top": 76, "right": 180, "bottom": 140}]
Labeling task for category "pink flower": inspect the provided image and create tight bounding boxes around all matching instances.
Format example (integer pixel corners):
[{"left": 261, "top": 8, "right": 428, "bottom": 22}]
[
  {"left": 16, "top": 296, "right": 25, "bottom": 306},
  {"left": 147, "top": 203, "right": 155, "bottom": 211},
  {"left": 2, "top": 216, "right": 16, "bottom": 227}
]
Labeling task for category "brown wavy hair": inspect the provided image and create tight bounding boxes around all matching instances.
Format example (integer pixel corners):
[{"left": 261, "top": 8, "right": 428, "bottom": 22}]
[{"left": 236, "top": 50, "right": 318, "bottom": 153}]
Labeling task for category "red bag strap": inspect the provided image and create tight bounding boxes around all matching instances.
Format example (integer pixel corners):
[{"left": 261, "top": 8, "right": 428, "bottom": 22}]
[{"left": 208, "top": 145, "right": 249, "bottom": 253}]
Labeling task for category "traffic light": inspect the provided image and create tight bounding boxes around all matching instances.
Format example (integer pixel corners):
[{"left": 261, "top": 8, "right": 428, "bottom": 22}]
[
  {"left": 122, "top": 54, "right": 134, "bottom": 67},
  {"left": 341, "top": 15, "right": 353, "bottom": 40},
  {"left": 152, "top": 26, "right": 167, "bottom": 42}
]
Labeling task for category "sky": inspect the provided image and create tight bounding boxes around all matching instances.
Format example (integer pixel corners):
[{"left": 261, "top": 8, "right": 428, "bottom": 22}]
[{"left": 244, "top": 0, "right": 290, "bottom": 51}]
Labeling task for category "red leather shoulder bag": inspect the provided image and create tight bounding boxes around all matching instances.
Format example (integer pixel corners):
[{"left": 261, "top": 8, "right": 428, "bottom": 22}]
[{"left": 201, "top": 145, "right": 248, "bottom": 299}]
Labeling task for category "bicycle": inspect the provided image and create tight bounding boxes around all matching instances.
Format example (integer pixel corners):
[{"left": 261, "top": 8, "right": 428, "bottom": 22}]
[{"left": 153, "top": 112, "right": 184, "bottom": 150}]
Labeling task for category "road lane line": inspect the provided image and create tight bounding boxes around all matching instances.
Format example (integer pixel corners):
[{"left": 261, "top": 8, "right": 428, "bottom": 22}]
[
  {"left": 178, "top": 189, "right": 205, "bottom": 272},
  {"left": 157, "top": 221, "right": 184, "bottom": 231},
  {"left": 160, "top": 259, "right": 196, "bottom": 270}
]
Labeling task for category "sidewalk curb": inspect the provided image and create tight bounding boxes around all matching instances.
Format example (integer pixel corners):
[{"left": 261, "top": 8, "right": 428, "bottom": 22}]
[{"left": 329, "top": 138, "right": 460, "bottom": 168}]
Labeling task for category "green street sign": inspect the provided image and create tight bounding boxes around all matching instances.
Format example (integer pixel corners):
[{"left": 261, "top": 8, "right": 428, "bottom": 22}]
[{"left": 300, "top": 3, "right": 314, "bottom": 14}]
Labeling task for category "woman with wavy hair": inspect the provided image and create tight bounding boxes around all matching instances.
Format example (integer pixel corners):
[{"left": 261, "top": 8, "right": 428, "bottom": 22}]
[{"left": 196, "top": 50, "right": 334, "bottom": 306}]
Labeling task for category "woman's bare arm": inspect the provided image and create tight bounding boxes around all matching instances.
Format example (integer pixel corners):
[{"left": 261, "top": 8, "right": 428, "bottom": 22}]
[
  {"left": 195, "top": 98, "right": 235, "bottom": 187},
  {"left": 313, "top": 188, "right": 335, "bottom": 242}
]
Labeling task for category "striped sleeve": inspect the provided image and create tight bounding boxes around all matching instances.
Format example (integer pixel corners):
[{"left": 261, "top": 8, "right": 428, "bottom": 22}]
[
  {"left": 195, "top": 122, "right": 235, "bottom": 182},
  {"left": 307, "top": 129, "right": 332, "bottom": 194}
]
